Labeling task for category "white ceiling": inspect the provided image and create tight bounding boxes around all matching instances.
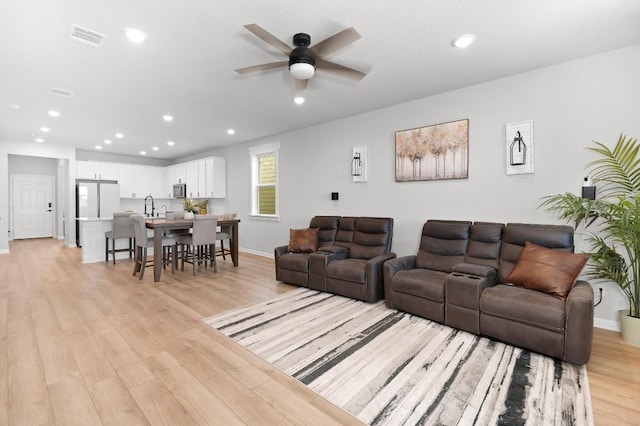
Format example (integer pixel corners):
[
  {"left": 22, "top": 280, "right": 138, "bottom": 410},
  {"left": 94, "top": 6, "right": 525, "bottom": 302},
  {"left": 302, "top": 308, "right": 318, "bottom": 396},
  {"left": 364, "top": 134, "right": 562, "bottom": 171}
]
[{"left": 1, "top": 0, "right": 639, "bottom": 161}]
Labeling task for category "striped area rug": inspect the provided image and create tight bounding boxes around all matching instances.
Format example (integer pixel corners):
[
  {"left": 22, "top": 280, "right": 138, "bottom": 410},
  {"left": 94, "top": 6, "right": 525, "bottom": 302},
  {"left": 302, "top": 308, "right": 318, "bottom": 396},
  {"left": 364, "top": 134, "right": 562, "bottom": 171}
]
[{"left": 203, "top": 288, "right": 593, "bottom": 425}]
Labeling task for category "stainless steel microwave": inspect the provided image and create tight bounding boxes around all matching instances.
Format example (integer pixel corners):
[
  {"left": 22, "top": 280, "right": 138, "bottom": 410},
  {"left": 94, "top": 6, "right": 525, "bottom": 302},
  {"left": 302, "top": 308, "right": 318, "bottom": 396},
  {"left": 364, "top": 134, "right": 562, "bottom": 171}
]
[{"left": 172, "top": 183, "right": 186, "bottom": 198}]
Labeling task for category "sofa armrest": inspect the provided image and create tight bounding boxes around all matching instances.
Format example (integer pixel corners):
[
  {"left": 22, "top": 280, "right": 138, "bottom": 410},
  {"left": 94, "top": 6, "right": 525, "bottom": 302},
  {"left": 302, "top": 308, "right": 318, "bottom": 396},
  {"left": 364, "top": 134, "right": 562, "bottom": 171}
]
[
  {"left": 274, "top": 245, "right": 289, "bottom": 281},
  {"left": 318, "top": 246, "right": 350, "bottom": 256},
  {"left": 364, "top": 252, "right": 397, "bottom": 301},
  {"left": 382, "top": 255, "right": 416, "bottom": 306},
  {"left": 564, "top": 280, "right": 594, "bottom": 365},
  {"left": 274, "top": 245, "right": 288, "bottom": 259},
  {"left": 453, "top": 263, "right": 497, "bottom": 286},
  {"left": 309, "top": 249, "right": 350, "bottom": 275},
  {"left": 383, "top": 255, "right": 417, "bottom": 276}
]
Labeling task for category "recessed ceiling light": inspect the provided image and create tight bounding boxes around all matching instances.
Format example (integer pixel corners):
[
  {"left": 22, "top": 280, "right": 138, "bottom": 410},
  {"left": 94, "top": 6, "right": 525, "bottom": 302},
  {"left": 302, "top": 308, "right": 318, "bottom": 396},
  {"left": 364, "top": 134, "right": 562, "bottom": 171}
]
[
  {"left": 35, "top": 138, "right": 44, "bottom": 143},
  {"left": 140, "top": 151, "right": 147, "bottom": 155},
  {"left": 163, "top": 114, "right": 173, "bottom": 122},
  {"left": 104, "top": 139, "right": 112, "bottom": 144},
  {"left": 167, "top": 141, "right": 175, "bottom": 146},
  {"left": 115, "top": 132, "right": 124, "bottom": 138},
  {"left": 47, "top": 110, "right": 60, "bottom": 117},
  {"left": 294, "top": 96, "right": 305, "bottom": 105},
  {"left": 124, "top": 27, "right": 147, "bottom": 43},
  {"left": 152, "top": 146, "right": 159, "bottom": 151},
  {"left": 40, "top": 127, "right": 50, "bottom": 132},
  {"left": 227, "top": 129, "right": 235, "bottom": 135},
  {"left": 95, "top": 145, "right": 102, "bottom": 150},
  {"left": 8, "top": 103, "right": 20, "bottom": 110},
  {"left": 451, "top": 34, "right": 476, "bottom": 48}
]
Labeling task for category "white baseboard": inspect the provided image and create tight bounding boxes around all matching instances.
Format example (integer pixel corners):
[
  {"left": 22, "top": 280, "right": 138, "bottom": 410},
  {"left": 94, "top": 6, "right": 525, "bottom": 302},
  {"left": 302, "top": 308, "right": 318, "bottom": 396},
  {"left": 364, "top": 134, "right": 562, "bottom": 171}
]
[
  {"left": 239, "top": 248, "right": 273, "bottom": 258},
  {"left": 0, "top": 249, "right": 9, "bottom": 255},
  {"left": 594, "top": 317, "right": 620, "bottom": 331}
]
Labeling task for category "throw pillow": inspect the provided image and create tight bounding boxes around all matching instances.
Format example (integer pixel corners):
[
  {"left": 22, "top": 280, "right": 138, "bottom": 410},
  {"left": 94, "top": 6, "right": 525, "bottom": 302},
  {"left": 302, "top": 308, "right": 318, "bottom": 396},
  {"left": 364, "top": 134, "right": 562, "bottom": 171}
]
[
  {"left": 506, "top": 241, "right": 590, "bottom": 299},
  {"left": 287, "top": 228, "right": 319, "bottom": 253}
]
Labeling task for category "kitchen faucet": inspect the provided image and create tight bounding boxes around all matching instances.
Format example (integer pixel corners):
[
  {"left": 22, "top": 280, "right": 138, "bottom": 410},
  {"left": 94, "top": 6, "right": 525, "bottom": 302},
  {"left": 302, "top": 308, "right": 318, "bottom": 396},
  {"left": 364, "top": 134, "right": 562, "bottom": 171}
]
[
  {"left": 144, "top": 195, "right": 155, "bottom": 217},
  {"left": 159, "top": 204, "right": 168, "bottom": 216}
]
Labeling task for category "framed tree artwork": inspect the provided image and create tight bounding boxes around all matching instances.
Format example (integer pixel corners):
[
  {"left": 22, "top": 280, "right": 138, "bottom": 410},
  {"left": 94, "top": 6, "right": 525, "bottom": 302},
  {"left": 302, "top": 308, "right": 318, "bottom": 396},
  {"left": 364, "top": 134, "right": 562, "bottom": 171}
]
[{"left": 395, "top": 119, "right": 469, "bottom": 182}]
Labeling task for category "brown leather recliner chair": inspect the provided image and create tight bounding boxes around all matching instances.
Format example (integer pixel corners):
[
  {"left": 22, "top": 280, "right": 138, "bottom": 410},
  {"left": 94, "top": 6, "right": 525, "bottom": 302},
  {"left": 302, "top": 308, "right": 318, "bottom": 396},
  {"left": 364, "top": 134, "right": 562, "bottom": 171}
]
[
  {"left": 384, "top": 220, "right": 471, "bottom": 322},
  {"left": 274, "top": 216, "right": 340, "bottom": 287},
  {"left": 479, "top": 223, "right": 594, "bottom": 365},
  {"left": 323, "top": 217, "right": 395, "bottom": 302},
  {"left": 445, "top": 222, "right": 504, "bottom": 334}
]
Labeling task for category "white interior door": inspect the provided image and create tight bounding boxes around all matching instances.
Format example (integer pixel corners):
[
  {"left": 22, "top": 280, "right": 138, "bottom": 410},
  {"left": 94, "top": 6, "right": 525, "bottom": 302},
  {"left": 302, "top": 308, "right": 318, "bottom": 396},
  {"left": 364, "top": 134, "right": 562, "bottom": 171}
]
[{"left": 12, "top": 174, "right": 55, "bottom": 239}]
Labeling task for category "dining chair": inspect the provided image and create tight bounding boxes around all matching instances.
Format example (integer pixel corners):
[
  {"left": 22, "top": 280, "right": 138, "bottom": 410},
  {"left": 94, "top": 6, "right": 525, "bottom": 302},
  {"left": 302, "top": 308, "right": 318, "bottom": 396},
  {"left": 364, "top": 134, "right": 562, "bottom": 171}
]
[
  {"left": 176, "top": 215, "right": 218, "bottom": 275},
  {"left": 130, "top": 214, "right": 178, "bottom": 280},
  {"left": 216, "top": 225, "right": 231, "bottom": 260},
  {"left": 105, "top": 212, "right": 136, "bottom": 264}
]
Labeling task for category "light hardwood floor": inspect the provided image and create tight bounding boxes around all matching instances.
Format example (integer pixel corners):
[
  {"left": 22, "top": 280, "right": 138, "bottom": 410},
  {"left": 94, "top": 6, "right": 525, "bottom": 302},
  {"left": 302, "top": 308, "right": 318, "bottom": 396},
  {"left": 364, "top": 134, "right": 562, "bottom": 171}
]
[{"left": 0, "top": 239, "right": 638, "bottom": 425}]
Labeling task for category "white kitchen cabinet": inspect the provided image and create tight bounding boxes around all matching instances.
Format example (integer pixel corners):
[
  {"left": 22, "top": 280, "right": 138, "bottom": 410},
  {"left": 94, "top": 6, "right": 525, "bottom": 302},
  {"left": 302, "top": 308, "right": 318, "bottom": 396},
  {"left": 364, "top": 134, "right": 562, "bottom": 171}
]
[
  {"left": 174, "top": 163, "right": 186, "bottom": 185},
  {"left": 77, "top": 161, "right": 118, "bottom": 180},
  {"left": 205, "top": 157, "right": 226, "bottom": 198},
  {"left": 196, "top": 160, "right": 206, "bottom": 197},
  {"left": 186, "top": 163, "right": 199, "bottom": 198},
  {"left": 114, "top": 157, "right": 225, "bottom": 200},
  {"left": 118, "top": 164, "right": 136, "bottom": 198},
  {"left": 163, "top": 166, "right": 174, "bottom": 198},
  {"left": 185, "top": 160, "right": 206, "bottom": 198},
  {"left": 146, "top": 166, "right": 165, "bottom": 199},
  {"left": 118, "top": 164, "right": 163, "bottom": 199}
]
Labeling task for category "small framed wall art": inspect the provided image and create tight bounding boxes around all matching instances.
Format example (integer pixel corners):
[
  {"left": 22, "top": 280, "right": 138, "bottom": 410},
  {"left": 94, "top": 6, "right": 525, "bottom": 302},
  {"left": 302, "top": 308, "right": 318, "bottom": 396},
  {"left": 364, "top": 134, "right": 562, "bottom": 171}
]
[
  {"left": 505, "top": 120, "right": 534, "bottom": 175},
  {"left": 395, "top": 118, "right": 469, "bottom": 182}
]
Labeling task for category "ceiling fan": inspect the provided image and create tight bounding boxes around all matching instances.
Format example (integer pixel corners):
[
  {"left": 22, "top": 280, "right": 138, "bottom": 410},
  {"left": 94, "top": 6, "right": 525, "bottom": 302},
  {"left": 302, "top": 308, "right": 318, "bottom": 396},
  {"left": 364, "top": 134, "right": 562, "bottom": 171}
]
[{"left": 235, "top": 24, "right": 367, "bottom": 90}]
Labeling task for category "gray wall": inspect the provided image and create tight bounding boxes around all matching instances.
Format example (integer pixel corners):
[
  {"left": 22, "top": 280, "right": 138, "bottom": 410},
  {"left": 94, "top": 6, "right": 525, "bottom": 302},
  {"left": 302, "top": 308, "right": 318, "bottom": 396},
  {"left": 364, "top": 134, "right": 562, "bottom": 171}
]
[
  {"left": 8, "top": 154, "right": 58, "bottom": 175},
  {"left": 221, "top": 45, "right": 640, "bottom": 329}
]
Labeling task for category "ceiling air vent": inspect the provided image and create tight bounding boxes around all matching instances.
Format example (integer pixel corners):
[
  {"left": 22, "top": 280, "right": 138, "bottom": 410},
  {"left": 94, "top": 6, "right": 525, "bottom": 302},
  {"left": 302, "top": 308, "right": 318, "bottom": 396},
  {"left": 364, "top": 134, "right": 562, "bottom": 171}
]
[
  {"left": 49, "top": 87, "right": 75, "bottom": 98},
  {"left": 68, "top": 24, "right": 107, "bottom": 48}
]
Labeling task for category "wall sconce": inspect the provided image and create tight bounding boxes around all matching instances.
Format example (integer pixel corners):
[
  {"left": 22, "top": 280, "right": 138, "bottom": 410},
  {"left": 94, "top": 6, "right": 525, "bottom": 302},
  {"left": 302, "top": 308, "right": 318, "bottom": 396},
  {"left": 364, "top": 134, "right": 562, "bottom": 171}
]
[
  {"left": 509, "top": 131, "right": 526, "bottom": 166},
  {"left": 351, "top": 145, "right": 367, "bottom": 182},
  {"left": 352, "top": 153, "right": 362, "bottom": 176}
]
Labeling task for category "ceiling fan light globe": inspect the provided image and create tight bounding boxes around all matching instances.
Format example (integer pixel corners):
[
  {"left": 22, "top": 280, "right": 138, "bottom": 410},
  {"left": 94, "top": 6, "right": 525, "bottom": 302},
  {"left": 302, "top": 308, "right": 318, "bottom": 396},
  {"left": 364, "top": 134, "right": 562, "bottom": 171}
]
[{"left": 289, "top": 62, "right": 315, "bottom": 80}]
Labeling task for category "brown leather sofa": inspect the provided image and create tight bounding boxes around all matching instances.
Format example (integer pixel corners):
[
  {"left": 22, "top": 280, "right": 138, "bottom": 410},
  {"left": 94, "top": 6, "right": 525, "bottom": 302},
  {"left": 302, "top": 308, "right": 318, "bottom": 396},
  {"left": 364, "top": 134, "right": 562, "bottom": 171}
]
[
  {"left": 275, "top": 216, "right": 395, "bottom": 302},
  {"left": 383, "top": 220, "right": 594, "bottom": 365},
  {"left": 274, "top": 216, "right": 340, "bottom": 286}
]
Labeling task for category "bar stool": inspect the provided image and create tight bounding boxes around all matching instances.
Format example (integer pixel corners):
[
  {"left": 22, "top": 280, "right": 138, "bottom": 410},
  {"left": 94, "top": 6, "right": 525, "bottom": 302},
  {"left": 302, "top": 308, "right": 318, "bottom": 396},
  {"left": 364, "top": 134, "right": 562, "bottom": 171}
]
[
  {"left": 130, "top": 215, "right": 178, "bottom": 280},
  {"left": 176, "top": 215, "right": 218, "bottom": 275},
  {"left": 216, "top": 225, "right": 231, "bottom": 260},
  {"left": 105, "top": 212, "right": 136, "bottom": 264}
]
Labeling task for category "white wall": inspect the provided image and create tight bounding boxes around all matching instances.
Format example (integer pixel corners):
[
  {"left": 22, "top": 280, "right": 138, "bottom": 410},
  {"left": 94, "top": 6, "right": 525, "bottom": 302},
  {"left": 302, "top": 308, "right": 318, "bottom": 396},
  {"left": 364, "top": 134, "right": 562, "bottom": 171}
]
[{"left": 221, "top": 45, "right": 640, "bottom": 329}]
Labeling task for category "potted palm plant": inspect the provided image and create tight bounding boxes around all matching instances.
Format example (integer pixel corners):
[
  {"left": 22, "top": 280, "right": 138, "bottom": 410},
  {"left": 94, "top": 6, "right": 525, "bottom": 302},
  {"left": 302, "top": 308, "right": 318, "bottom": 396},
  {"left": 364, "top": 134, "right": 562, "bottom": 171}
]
[{"left": 541, "top": 134, "right": 640, "bottom": 346}]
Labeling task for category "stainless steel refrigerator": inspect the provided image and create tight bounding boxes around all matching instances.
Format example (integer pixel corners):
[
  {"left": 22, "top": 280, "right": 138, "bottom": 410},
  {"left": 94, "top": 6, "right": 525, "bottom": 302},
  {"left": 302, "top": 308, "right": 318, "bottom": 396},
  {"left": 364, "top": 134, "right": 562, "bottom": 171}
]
[{"left": 75, "top": 180, "right": 120, "bottom": 246}]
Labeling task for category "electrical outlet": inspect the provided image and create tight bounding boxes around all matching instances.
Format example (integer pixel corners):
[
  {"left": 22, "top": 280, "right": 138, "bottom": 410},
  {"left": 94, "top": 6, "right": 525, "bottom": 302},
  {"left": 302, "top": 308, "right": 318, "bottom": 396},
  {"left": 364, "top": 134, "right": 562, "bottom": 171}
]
[{"left": 597, "top": 285, "right": 605, "bottom": 297}]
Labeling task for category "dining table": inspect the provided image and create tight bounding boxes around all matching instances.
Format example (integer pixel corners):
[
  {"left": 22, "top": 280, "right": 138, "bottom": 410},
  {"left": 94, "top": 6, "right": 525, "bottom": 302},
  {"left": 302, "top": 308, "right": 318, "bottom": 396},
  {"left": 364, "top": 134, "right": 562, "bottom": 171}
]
[{"left": 145, "top": 217, "right": 240, "bottom": 282}]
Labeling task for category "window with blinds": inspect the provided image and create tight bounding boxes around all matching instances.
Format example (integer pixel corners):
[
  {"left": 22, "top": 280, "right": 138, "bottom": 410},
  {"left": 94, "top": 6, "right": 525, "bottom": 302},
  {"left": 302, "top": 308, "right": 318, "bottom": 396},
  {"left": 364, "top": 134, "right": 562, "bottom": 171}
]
[
  {"left": 257, "top": 154, "right": 276, "bottom": 215},
  {"left": 249, "top": 142, "right": 279, "bottom": 218}
]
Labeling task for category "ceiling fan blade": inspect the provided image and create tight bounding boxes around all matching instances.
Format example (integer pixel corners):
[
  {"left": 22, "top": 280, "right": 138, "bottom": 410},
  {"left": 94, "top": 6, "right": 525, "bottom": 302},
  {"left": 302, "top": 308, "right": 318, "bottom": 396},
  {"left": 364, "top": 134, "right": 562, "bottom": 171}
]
[
  {"left": 294, "top": 78, "right": 308, "bottom": 91},
  {"left": 316, "top": 59, "right": 366, "bottom": 81},
  {"left": 311, "top": 27, "right": 361, "bottom": 58},
  {"left": 244, "top": 24, "right": 292, "bottom": 56},
  {"left": 235, "top": 61, "right": 288, "bottom": 74}
]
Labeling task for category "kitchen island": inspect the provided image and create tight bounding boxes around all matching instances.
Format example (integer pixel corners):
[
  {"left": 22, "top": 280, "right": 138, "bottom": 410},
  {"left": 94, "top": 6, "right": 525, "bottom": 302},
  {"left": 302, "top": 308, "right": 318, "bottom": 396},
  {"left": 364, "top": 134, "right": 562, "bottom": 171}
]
[{"left": 77, "top": 217, "right": 138, "bottom": 263}]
